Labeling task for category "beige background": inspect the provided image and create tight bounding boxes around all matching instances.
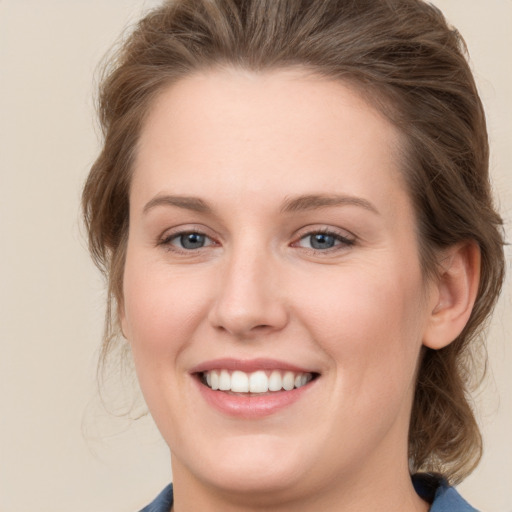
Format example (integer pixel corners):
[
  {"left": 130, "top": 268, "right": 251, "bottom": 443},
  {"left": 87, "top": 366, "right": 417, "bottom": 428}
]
[{"left": 0, "top": 1, "right": 510, "bottom": 511}]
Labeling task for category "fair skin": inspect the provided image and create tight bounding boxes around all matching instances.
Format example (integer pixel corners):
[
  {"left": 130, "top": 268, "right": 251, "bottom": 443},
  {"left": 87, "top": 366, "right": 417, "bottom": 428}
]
[{"left": 121, "top": 68, "right": 479, "bottom": 512}]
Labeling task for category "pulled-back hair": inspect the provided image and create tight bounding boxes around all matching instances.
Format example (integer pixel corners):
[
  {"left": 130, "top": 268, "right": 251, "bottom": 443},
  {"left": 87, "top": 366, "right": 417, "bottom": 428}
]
[{"left": 82, "top": 0, "right": 505, "bottom": 483}]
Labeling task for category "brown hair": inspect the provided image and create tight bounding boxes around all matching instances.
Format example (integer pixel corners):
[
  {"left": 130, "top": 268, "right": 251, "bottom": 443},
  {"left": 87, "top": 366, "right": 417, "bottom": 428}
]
[{"left": 82, "top": 0, "right": 505, "bottom": 483}]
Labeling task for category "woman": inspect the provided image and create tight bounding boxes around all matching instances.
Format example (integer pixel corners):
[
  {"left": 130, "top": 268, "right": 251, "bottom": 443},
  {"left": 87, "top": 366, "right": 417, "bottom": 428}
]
[{"left": 82, "top": 0, "right": 505, "bottom": 510}]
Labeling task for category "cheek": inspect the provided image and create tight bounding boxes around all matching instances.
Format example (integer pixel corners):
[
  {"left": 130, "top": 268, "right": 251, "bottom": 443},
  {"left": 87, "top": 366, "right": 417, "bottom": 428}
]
[
  {"left": 121, "top": 251, "right": 212, "bottom": 364},
  {"left": 296, "top": 259, "right": 427, "bottom": 395},
  {"left": 121, "top": 251, "right": 215, "bottom": 430}
]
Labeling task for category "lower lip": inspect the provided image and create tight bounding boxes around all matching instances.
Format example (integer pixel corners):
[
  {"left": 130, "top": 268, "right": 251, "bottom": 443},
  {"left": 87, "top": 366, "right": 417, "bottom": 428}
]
[{"left": 194, "top": 377, "right": 317, "bottom": 419}]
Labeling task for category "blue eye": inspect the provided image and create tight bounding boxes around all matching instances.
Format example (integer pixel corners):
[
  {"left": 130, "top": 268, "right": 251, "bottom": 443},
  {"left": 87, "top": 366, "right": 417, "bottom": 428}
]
[
  {"left": 163, "top": 231, "right": 213, "bottom": 250},
  {"left": 179, "top": 232, "right": 207, "bottom": 249},
  {"left": 308, "top": 233, "right": 337, "bottom": 250},
  {"left": 297, "top": 231, "right": 354, "bottom": 251}
]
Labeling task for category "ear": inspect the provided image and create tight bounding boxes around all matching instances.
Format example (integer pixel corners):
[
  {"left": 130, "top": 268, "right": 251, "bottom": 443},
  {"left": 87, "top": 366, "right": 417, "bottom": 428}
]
[{"left": 423, "top": 241, "right": 481, "bottom": 350}]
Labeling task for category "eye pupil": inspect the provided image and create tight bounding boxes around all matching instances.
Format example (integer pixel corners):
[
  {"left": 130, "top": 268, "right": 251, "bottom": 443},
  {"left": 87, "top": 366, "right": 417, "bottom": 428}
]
[
  {"left": 310, "top": 233, "right": 335, "bottom": 249},
  {"left": 180, "top": 233, "right": 206, "bottom": 249}
]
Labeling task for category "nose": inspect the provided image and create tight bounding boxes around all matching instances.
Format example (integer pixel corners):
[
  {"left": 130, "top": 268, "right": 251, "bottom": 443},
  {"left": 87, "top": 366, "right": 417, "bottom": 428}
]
[{"left": 208, "top": 245, "right": 289, "bottom": 339}]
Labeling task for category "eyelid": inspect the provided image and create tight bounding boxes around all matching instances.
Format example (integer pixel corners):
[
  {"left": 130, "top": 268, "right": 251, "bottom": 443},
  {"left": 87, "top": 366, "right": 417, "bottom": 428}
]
[
  {"left": 156, "top": 224, "right": 355, "bottom": 253},
  {"left": 168, "top": 232, "right": 215, "bottom": 248},
  {"left": 291, "top": 226, "right": 356, "bottom": 251},
  {"left": 158, "top": 225, "right": 220, "bottom": 251},
  {"left": 293, "top": 225, "right": 355, "bottom": 241}
]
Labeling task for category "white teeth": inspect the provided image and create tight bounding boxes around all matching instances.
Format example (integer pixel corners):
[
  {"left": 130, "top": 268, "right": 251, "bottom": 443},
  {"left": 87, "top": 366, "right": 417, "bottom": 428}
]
[
  {"left": 249, "top": 371, "right": 268, "bottom": 393},
  {"left": 282, "top": 371, "right": 295, "bottom": 391},
  {"left": 202, "top": 369, "right": 314, "bottom": 393},
  {"left": 268, "top": 370, "right": 283, "bottom": 391},
  {"left": 219, "top": 369, "right": 231, "bottom": 391},
  {"left": 210, "top": 370, "right": 219, "bottom": 390},
  {"left": 231, "top": 370, "right": 250, "bottom": 392}
]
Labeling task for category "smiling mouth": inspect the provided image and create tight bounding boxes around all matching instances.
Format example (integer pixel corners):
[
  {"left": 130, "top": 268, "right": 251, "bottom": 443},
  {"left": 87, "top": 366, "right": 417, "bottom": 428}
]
[{"left": 198, "top": 369, "right": 318, "bottom": 394}]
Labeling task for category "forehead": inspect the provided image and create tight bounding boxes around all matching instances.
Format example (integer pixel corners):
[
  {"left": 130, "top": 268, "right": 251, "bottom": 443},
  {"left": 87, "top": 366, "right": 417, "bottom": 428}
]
[{"left": 132, "top": 67, "right": 408, "bottom": 212}]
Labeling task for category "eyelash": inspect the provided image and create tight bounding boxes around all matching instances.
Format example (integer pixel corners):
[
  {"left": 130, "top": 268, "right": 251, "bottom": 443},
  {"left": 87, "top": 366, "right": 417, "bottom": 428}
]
[
  {"left": 158, "top": 228, "right": 355, "bottom": 254},
  {"left": 293, "top": 228, "right": 355, "bottom": 253},
  {"left": 159, "top": 230, "right": 217, "bottom": 253}
]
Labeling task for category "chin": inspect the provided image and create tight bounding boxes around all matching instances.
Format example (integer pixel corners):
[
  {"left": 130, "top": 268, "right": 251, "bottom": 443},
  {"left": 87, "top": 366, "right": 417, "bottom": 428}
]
[{"left": 175, "top": 433, "right": 313, "bottom": 497}]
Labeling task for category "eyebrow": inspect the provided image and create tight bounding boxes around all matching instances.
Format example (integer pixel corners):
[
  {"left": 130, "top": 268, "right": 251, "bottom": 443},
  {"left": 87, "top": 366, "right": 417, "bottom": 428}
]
[
  {"left": 142, "top": 193, "right": 379, "bottom": 216},
  {"left": 143, "top": 195, "right": 212, "bottom": 215},
  {"left": 280, "top": 194, "right": 379, "bottom": 215}
]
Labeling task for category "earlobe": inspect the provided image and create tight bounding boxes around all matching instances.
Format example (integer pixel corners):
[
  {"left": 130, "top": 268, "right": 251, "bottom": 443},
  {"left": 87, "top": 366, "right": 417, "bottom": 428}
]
[{"left": 423, "top": 241, "right": 481, "bottom": 350}]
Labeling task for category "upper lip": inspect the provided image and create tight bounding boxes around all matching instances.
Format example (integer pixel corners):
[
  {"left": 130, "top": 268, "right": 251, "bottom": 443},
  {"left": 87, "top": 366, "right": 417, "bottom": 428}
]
[{"left": 189, "top": 358, "right": 317, "bottom": 374}]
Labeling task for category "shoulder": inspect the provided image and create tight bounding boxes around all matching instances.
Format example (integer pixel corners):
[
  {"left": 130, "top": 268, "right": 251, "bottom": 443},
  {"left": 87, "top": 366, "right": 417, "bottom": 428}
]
[
  {"left": 413, "top": 474, "right": 479, "bottom": 512},
  {"left": 138, "top": 483, "right": 174, "bottom": 512}
]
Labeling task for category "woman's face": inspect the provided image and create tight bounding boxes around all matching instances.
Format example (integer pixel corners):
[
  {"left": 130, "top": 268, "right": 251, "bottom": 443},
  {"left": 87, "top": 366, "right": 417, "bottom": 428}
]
[{"left": 122, "top": 68, "right": 437, "bottom": 501}]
